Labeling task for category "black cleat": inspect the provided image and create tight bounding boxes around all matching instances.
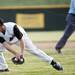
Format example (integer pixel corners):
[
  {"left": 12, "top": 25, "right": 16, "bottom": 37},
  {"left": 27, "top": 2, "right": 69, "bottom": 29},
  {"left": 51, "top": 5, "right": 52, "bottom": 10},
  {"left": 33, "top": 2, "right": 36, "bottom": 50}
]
[
  {"left": 0, "top": 68, "right": 9, "bottom": 72},
  {"left": 55, "top": 47, "right": 63, "bottom": 54},
  {"left": 51, "top": 60, "right": 63, "bottom": 71}
]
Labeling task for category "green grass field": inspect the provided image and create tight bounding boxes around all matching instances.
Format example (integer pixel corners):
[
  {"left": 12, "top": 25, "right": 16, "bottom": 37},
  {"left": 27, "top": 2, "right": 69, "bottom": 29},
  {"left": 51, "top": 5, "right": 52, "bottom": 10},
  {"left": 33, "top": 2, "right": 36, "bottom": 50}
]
[{"left": 0, "top": 31, "right": 75, "bottom": 75}]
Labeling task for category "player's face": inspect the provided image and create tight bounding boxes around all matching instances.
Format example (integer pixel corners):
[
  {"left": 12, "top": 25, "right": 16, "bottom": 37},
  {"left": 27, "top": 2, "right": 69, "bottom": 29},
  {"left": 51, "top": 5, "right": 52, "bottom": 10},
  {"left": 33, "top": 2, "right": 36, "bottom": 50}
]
[{"left": 0, "top": 25, "right": 4, "bottom": 32}]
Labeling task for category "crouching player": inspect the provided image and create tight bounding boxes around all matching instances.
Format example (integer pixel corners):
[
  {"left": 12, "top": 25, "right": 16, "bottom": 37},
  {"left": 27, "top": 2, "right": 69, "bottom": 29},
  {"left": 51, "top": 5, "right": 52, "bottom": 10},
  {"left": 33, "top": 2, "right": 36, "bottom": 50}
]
[{"left": 0, "top": 18, "right": 63, "bottom": 72}]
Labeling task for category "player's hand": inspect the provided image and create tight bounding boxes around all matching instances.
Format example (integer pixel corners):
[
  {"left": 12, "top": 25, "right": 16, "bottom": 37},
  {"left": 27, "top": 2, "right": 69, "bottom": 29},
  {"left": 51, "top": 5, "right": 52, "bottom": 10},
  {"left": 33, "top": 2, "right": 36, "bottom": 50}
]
[
  {"left": 20, "top": 50, "right": 24, "bottom": 58},
  {"left": 11, "top": 52, "right": 25, "bottom": 65},
  {"left": 15, "top": 53, "right": 21, "bottom": 60}
]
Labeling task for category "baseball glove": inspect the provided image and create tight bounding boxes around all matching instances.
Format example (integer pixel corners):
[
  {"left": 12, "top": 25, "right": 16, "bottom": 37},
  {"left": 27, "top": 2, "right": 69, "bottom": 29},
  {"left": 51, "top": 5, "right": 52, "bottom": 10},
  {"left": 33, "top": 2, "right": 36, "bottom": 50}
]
[{"left": 11, "top": 56, "right": 24, "bottom": 65}]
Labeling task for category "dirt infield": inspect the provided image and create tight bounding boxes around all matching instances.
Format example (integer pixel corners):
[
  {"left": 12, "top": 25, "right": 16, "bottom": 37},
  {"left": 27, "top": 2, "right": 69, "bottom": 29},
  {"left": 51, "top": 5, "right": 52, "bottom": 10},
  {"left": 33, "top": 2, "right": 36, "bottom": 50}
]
[{"left": 34, "top": 41, "right": 75, "bottom": 49}]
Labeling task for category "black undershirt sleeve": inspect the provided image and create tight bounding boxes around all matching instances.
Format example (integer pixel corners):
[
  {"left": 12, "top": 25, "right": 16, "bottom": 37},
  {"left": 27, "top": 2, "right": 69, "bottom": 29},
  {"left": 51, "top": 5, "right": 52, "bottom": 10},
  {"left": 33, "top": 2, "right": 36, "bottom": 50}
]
[
  {"left": 0, "top": 37, "right": 5, "bottom": 43},
  {"left": 13, "top": 25, "right": 23, "bottom": 40}
]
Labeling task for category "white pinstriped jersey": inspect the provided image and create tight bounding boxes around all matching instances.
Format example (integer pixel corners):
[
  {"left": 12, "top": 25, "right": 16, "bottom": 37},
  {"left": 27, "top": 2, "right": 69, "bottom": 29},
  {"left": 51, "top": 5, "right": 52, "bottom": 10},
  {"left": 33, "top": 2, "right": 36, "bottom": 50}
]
[
  {"left": 0, "top": 22, "right": 27, "bottom": 44},
  {"left": 0, "top": 22, "right": 16, "bottom": 43}
]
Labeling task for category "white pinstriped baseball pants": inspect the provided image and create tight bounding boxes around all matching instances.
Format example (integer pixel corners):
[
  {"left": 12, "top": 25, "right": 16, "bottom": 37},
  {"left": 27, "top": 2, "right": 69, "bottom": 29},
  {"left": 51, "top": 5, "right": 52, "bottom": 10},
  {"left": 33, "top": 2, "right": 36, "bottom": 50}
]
[
  {"left": 0, "top": 44, "right": 8, "bottom": 70},
  {"left": 0, "top": 27, "right": 53, "bottom": 69}
]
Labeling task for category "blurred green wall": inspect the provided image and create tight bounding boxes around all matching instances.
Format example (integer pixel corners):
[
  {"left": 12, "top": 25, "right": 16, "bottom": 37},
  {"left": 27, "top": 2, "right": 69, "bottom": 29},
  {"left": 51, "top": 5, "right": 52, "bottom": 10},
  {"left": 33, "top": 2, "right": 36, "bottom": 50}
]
[
  {"left": 0, "top": 0, "right": 70, "bottom": 31},
  {"left": 0, "top": 8, "right": 68, "bottom": 31}
]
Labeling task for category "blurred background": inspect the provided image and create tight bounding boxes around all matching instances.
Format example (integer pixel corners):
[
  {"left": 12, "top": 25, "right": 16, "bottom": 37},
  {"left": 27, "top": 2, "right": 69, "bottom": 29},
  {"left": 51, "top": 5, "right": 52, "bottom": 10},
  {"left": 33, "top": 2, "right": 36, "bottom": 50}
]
[
  {"left": 1, "top": 1, "right": 75, "bottom": 75},
  {"left": 0, "top": 0, "right": 74, "bottom": 50},
  {"left": 0, "top": 0, "right": 70, "bottom": 31}
]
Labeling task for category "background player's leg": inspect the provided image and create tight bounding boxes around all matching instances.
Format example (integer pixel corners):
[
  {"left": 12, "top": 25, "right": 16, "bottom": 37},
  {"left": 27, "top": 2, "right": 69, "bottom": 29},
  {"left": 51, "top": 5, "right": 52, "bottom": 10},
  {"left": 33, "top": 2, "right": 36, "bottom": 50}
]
[
  {"left": 55, "top": 14, "right": 75, "bottom": 53},
  {"left": 55, "top": 24, "right": 74, "bottom": 52}
]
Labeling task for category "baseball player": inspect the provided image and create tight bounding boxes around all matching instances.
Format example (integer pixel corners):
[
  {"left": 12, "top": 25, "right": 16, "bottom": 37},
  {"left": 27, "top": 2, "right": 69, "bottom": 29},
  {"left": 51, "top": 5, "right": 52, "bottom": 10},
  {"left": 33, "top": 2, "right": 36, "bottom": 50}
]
[
  {"left": 55, "top": 0, "right": 75, "bottom": 54},
  {"left": 0, "top": 18, "right": 63, "bottom": 72}
]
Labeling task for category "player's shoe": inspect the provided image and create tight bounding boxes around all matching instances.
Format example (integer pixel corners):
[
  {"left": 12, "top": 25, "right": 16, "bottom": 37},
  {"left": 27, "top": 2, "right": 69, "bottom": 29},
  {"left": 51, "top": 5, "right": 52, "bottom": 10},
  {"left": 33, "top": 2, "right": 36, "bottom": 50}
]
[
  {"left": 0, "top": 68, "right": 9, "bottom": 72},
  {"left": 51, "top": 60, "right": 63, "bottom": 71},
  {"left": 55, "top": 46, "right": 63, "bottom": 54},
  {"left": 56, "top": 48, "right": 62, "bottom": 54}
]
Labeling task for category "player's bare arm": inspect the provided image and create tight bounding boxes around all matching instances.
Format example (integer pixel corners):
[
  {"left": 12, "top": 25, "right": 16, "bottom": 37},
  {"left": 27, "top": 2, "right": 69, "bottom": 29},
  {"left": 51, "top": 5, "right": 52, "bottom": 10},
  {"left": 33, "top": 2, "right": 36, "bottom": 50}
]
[
  {"left": 19, "top": 38, "right": 25, "bottom": 57},
  {"left": 14, "top": 25, "right": 25, "bottom": 57},
  {"left": 3, "top": 42, "right": 21, "bottom": 59}
]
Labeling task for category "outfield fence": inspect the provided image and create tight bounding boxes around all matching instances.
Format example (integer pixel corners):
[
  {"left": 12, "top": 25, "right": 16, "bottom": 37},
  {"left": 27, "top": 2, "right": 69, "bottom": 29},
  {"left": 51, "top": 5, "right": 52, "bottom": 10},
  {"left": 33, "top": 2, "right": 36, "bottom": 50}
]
[{"left": 28, "top": 31, "right": 75, "bottom": 50}]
